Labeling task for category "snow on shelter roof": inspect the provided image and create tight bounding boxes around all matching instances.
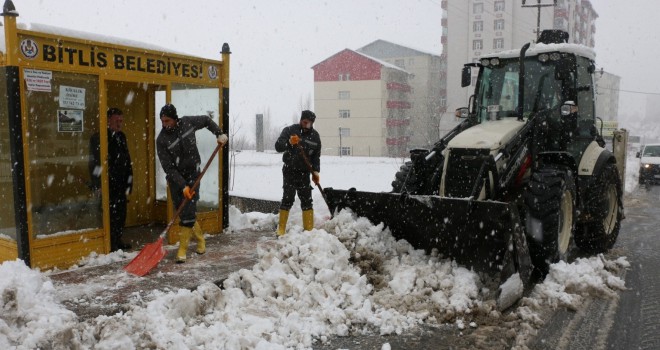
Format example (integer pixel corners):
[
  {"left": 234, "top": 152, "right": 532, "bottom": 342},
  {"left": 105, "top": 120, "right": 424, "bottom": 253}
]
[
  {"left": 10, "top": 22, "right": 189, "bottom": 57},
  {"left": 481, "top": 42, "right": 596, "bottom": 61}
]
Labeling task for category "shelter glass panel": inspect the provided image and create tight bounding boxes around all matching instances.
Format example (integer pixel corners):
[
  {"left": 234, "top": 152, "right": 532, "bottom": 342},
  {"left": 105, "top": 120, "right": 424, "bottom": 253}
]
[
  {"left": 25, "top": 70, "right": 102, "bottom": 237},
  {"left": 155, "top": 84, "right": 220, "bottom": 211},
  {"left": 0, "top": 67, "right": 17, "bottom": 240}
]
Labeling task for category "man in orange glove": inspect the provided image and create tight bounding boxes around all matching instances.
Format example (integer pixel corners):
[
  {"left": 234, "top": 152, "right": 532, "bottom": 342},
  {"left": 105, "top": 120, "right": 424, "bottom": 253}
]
[
  {"left": 156, "top": 104, "right": 228, "bottom": 263},
  {"left": 274, "top": 110, "right": 321, "bottom": 235}
]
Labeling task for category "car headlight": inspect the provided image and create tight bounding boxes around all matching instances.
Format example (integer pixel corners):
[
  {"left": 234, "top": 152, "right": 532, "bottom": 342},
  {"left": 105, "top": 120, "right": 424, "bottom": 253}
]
[{"left": 643, "top": 163, "right": 651, "bottom": 168}]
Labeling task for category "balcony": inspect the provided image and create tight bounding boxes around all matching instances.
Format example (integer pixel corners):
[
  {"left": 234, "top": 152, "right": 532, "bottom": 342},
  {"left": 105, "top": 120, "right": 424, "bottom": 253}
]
[
  {"left": 386, "top": 136, "right": 410, "bottom": 146},
  {"left": 386, "top": 119, "right": 410, "bottom": 127},
  {"left": 386, "top": 82, "right": 411, "bottom": 92},
  {"left": 387, "top": 101, "right": 411, "bottom": 109}
]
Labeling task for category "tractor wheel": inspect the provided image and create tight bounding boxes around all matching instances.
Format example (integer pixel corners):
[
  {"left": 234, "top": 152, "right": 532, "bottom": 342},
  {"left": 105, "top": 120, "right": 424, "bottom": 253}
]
[
  {"left": 524, "top": 167, "right": 576, "bottom": 274},
  {"left": 391, "top": 161, "right": 419, "bottom": 193},
  {"left": 575, "top": 163, "right": 623, "bottom": 254}
]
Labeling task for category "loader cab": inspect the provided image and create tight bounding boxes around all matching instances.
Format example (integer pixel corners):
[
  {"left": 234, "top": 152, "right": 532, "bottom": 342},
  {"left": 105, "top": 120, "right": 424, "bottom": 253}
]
[{"left": 468, "top": 46, "right": 596, "bottom": 159}]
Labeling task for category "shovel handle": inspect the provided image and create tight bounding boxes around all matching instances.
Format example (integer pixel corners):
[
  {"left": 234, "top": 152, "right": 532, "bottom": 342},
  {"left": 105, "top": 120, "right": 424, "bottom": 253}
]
[
  {"left": 160, "top": 143, "right": 224, "bottom": 238},
  {"left": 295, "top": 143, "right": 330, "bottom": 208}
]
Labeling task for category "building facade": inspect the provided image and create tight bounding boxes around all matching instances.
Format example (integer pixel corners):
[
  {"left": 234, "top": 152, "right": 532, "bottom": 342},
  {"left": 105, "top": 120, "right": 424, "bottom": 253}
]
[
  {"left": 441, "top": 0, "right": 599, "bottom": 134},
  {"left": 312, "top": 49, "right": 412, "bottom": 157},
  {"left": 357, "top": 40, "right": 446, "bottom": 149},
  {"left": 594, "top": 70, "right": 621, "bottom": 122}
]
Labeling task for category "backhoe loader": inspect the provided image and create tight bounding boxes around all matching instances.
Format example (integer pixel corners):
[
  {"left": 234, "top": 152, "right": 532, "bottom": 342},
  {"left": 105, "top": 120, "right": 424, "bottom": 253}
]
[{"left": 324, "top": 30, "right": 626, "bottom": 298}]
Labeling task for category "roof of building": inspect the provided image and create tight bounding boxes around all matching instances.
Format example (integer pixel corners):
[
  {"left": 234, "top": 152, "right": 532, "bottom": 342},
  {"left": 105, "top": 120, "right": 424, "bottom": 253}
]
[
  {"left": 312, "top": 48, "right": 409, "bottom": 73},
  {"left": 357, "top": 39, "right": 441, "bottom": 59}
]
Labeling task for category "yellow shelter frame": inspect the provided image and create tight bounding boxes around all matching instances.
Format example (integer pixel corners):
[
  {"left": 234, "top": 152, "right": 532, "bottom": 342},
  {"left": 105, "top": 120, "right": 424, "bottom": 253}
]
[{"left": 0, "top": 1, "right": 231, "bottom": 270}]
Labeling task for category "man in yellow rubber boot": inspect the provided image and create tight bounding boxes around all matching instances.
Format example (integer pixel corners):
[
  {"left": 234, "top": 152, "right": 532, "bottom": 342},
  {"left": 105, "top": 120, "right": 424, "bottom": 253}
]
[
  {"left": 156, "top": 104, "right": 228, "bottom": 263},
  {"left": 275, "top": 110, "right": 322, "bottom": 235}
]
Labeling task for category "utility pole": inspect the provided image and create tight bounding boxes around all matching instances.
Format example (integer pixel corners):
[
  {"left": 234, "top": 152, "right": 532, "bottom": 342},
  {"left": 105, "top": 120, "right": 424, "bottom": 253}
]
[
  {"left": 522, "top": 0, "right": 557, "bottom": 40},
  {"left": 338, "top": 127, "right": 343, "bottom": 157}
]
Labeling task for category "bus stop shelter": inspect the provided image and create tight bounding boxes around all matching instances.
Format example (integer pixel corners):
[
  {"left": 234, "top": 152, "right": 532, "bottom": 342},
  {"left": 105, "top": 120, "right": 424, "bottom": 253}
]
[{"left": 0, "top": 1, "right": 230, "bottom": 270}]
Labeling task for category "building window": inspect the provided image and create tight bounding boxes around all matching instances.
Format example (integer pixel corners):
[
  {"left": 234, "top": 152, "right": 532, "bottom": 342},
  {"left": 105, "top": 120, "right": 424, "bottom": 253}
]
[
  {"left": 473, "top": 3, "right": 483, "bottom": 14},
  {"left": 494, "top": 19, "right": 505, "bottom": 31},
  {"left": 338, "top": 91, "right": 350, "bottom": 99},
  {"left": 473, "top": 40, "right": 483, "bottom": 50},
  {"left": 339, "top": 109, "right": 351, "bottom": 118},
  {"left": 493, "top": 38, "right": 504, "bottom": 49},
  {"left": 339, "top": 128, "right": 351, "bottom": 137},
  {"left": 340, "top": 147, "right": 352, "bottom": 156},
  {"left": 473, "top": 21, "right": 483, "bottom": 32},
  {"left": 408, "top": 58, "right": 415, "bottom": 66},
  {"left": 394, "top": 59, "right": 405, "bottom": 68},
  {"left": 338, "top": 74, "right": 343, "bottom": 81},
  {"left": 345, "top": 73, "right": 351, "bottom": 81},
  {"left": 494, "top": 1, "right": 505, "bottom": 12}
]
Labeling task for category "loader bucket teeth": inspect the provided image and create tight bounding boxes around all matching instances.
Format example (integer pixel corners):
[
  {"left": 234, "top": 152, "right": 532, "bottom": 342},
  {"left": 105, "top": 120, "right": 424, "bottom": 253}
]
[{"left": 325, "top": 188, "right": 532, "bottom": 286}]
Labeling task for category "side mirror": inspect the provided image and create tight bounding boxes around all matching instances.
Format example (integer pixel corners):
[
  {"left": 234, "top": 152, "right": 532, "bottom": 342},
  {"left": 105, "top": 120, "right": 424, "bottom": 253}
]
[
  {"left": 560, "top": 101, "right": 578, "bottom": 116},
  {"left": 560, "top": 101, "right": 578, "bottom": 131},
  {"left": 636, "top": 152, "right": 641, "bottom": 158},
  {"left": 461, "top": 66, "right": 471, "bottom": 87},
  {"left": 455, "top": 107, "right": 469, "bottom": 119}
]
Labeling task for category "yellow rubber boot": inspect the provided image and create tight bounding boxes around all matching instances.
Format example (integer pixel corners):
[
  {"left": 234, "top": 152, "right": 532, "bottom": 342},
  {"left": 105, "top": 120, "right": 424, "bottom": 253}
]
[
  {"left": 277, "top": 209, "right": 289, "bottom": 236},
  {"left": 176, "top": 226, "right": 193, "bottom": 263},
  {"left": 192, "top": 222, "right": 206, "bottom": 254},
  {"left": 302, "top": 209, "right": 314, "bottom": 231}
]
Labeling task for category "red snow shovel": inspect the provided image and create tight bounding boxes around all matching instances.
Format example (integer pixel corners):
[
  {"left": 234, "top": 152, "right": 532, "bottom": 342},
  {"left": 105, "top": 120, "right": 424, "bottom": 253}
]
[{"left": 124, "top": 144, "right": 223, "bottom": 276}]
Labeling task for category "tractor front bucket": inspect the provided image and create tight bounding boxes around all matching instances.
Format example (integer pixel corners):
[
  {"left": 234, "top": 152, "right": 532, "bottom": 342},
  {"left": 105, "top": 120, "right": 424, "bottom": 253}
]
[{"left": 324, "top": 188, "right": 532, "bottom": 286}]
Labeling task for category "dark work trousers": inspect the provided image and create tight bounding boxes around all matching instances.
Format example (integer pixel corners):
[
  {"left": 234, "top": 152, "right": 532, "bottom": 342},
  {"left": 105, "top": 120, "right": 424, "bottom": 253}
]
[
  {"left": 170, "top": 181, "right": 200, "bottom": 228},
  {"left": 109, "top": 193, "right": 127, "bottom": 251},
  {"left": 280, "top": 170, "right": 313, "bottom": 211}
]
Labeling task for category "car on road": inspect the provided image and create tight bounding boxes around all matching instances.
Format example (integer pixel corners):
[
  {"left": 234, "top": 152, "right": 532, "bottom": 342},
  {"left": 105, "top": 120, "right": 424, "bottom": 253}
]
[{"left": 637, "top": 144, "right": 660, "bottom": 185}]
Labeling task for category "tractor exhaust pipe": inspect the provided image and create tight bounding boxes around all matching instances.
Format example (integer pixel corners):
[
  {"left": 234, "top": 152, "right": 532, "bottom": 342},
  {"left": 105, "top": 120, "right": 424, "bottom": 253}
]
[{"left": 517, "top": 43, "right": 531, "bottom": 121}]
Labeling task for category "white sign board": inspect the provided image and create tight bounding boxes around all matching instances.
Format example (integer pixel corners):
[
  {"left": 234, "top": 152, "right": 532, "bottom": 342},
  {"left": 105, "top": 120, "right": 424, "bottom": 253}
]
[
  {"left": 24, "top": 69, "right": 52, "bottom": 92},
  {"left": 59, "top": 85, "right": 86, "bottom": 109}
]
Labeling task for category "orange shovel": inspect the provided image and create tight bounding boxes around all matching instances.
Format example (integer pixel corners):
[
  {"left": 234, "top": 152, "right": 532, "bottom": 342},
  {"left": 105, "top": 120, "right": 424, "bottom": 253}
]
[{"left": 124, "top": 144, "right": 222, "bottom": 276}]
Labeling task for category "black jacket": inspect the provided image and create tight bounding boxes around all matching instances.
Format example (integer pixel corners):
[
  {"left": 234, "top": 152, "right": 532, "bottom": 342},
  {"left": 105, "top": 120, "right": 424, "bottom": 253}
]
[
  {"left": 275, "top": 124, "right": 321, "bottom": 173},
  {"left": 89, "top": 129, "right": 133, "bottom": 195},
  {"left": 156, "top": 115, "right": 224, "bottom": 188}
]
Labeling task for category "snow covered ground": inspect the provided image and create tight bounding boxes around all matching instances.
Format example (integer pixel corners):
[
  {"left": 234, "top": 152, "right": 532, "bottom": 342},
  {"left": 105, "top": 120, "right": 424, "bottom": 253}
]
[{"left": 0, "top": 150, "right": 640, "bottom": 349}]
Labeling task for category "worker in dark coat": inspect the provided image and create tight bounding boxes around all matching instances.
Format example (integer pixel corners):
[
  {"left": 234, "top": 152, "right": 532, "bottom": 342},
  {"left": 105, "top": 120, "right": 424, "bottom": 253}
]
[
  {"left": 274, "top": 110, "right": 321, "bottom": 235},
  {"left": 89, "top": 107, "right": 133, "bottom": 252},
  {"left": 156, "top": 104, "right": 228, "bottom": 263}
]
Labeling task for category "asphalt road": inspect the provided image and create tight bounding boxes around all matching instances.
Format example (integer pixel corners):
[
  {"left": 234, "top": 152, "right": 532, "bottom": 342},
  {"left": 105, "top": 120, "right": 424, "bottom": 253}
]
[
  {"left": 316, "top": 186, "right": 660, "bottom": 350},
  {"left": 606, "top": 185, "right": 660, "bottom": 349}
]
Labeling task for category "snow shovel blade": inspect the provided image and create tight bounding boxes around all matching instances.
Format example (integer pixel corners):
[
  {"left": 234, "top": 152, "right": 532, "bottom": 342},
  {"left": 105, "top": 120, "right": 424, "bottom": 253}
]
[
  {"left": 123, "top": 236, "right": 167, "bottom": 276},
  {"left": 324, "top": 188, "right": 531, "bottom": 284},
  {"left": 123, "top": 144, "right": 223, "bottom": 277}
]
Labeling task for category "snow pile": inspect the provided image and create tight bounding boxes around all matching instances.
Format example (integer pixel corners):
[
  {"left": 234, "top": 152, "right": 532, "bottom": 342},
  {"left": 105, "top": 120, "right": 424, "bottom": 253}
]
[
  {"left": 326, "top": 210, "right": 488, "bottom": 322},
  {"left": 0, "top": 207, "right": 630, "bottom": 349},
  {"left": 526, "top": 255, "right": 629, "bottom": 310},
  {"left": 228, "top": 205, "right": 277, "bottom": 231},
  {"left": 0, "top": 260, "right": 78, "bottom": 349}
]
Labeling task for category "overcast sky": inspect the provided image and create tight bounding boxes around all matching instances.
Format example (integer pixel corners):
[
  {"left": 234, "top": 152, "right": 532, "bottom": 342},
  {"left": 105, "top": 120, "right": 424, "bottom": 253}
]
[{"left": 10, "top": 0, "right": 659, "bottom": 137}]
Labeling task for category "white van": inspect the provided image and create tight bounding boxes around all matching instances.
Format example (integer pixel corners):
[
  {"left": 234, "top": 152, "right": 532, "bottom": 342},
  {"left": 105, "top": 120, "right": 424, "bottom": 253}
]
[{"left": 637, "top": 144, "right": 660, "bottom": 185}]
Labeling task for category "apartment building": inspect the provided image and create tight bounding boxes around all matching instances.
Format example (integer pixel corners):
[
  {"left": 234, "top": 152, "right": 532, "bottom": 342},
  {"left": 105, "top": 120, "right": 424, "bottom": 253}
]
[
  {"left": 357, "top": 40, "right": 446, "bottom": 149},
  {"left": 312, "top": 49, "right": 412, "bottom": 157}
]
